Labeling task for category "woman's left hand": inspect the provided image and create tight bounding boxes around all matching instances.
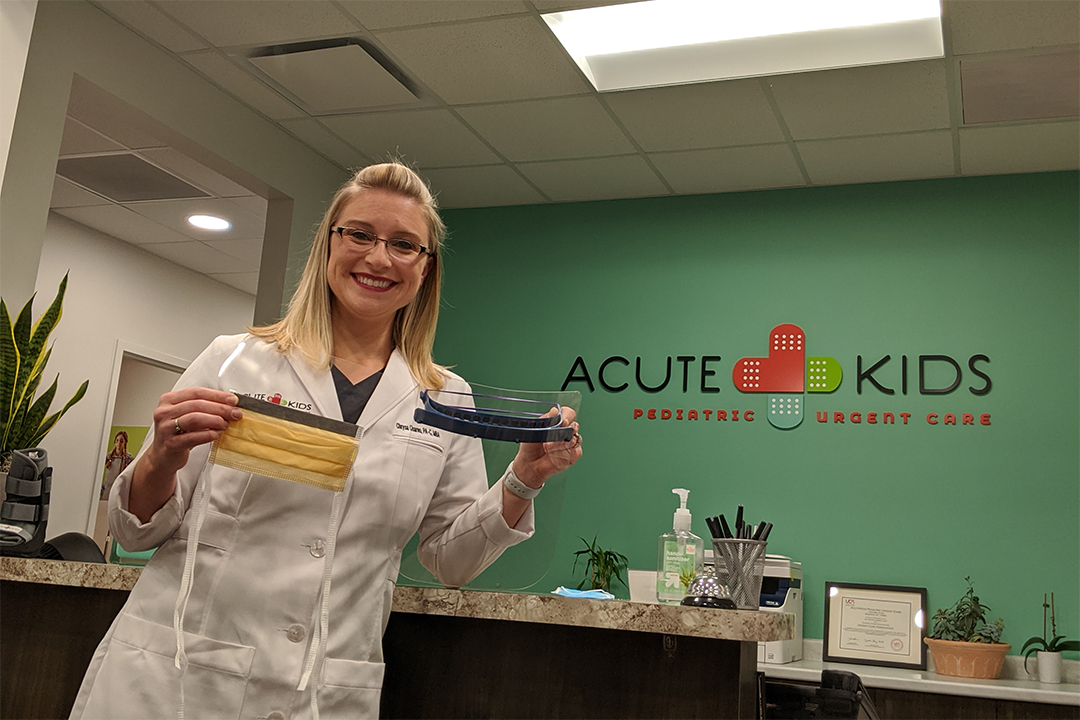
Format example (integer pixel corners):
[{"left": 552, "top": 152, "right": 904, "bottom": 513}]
[{"left": 511, "top": 407, "right": 582, "bottom": 490}]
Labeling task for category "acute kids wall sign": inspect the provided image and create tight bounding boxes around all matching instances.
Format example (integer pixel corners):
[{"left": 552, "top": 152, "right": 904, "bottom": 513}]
[{"left": 561, "top": 323, "right": 993, "bottom": 431}]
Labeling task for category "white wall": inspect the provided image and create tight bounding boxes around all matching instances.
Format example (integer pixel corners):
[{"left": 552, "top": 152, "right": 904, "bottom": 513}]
[
  {"left": 0, "top": 0, "right": 36, "bottom": 190},
  {"left": 112, "top": 356, "right": 182, "bottom": 427},
  {"left": 34, "top": 212, "right": 255, "bottom": 539}
]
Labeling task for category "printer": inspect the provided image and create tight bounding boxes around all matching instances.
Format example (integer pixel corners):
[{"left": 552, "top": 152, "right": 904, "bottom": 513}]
[{"left": 758, "top": 554, "right": 803, "bottom": 664}]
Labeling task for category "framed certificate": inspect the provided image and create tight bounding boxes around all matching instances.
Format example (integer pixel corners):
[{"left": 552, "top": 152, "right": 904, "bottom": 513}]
[{"left": 823, "top": 582, "right": 927, "bottom": 670}]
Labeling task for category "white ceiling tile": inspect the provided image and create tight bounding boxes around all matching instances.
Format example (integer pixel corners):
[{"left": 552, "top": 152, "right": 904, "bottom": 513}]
[
  {"left": 279, "top": 118, "right": 373, "bottom": 170},
  {"left": 58, "top": 117, "right": 126, "bottom": 156},
  {"left": 155, "top": 1, "right": 359, "bottom": 48},
  {"left": 50, "top": 176, "right": 111, "bottom": 209},
  {"left": 181, "top": 50, "right": 306, "bottom": 121},
  {"left": 421, "top": 166, "right": 545, "bottom": 208},
  {"left": 798, "top": 131, "right": 956, "bottom": 186},
  {"left": 319, "top": 109, "right": 500, "bottom": 168},
  {"left": 250, "top": 44, "right": 418, "bottom": 114},
  {"left": 375, "top": 16, "right": 590, "bottom": 104},
  {"left": 95, "top": 0, "right": 209, "bottom": 53},
  {"left": 959, "top": 121, "right": 1080, "bottom": 176},
  {"left": 456, "top": 96, "right": 634, "bottom": 161},
  {"left": 142, "top": 241, "right": 259, "bottom": 275},
  {"left": 126, "top": 197, "right": 265, "bottom": 241},
  {"left": 960, "top": 51, "right": 1080, "bottom": 125},
  {"left": 206, "top": 271, "right": 260, "bottom": 296},
  {"left": 338, "top": 1, "right": 528, "bottom": 30},
  {"left": 649, "top": 144, "right": 806, "bottom": 195},
  {"left": 204, "top": 238, "right": 265, "bottom": 266},
  {"left": 518, "top": 155, "right": 669, "bottom": 202},
  {"left": 53, "top": 204, "right": 198, "bottom": 246},
  {"left": 767, "top": 60, "right": 951, "bottom": 140},
  {"left": 140, "top": 147, "right": 259, "bottom": 198},
  {"left": 948, "top": 0, "right": 1080, "bottom": 56},
  {"left": 603, "top": 79, "right": 785, "bottom": 152}
]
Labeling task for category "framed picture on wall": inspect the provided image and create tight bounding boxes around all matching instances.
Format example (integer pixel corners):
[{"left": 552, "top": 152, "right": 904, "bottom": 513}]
[{"left": 823, "top": 581, "right": 928, "bottom": 670}]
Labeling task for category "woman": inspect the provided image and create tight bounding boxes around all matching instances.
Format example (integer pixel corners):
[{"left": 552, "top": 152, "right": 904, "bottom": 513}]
[
  {"left": 100, "top": 430, "right": 133, "bottom": 500},
  {"left": 72, "top": 163, "right": 582, "bottom": 719}
]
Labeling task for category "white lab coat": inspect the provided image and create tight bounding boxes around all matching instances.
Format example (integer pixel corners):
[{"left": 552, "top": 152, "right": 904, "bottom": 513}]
[{"left": 71, "top": 335, "right": 533, "bottom": 720}]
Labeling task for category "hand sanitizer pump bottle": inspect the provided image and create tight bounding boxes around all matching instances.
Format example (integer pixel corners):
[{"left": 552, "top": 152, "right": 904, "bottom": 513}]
[{"left": 656, "top": 488, "right": 704, "bottom": 604}]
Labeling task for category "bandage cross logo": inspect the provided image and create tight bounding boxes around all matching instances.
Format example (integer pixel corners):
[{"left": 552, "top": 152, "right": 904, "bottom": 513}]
[{"left": 732, "top": 323, "right": 841, "bottom": 429}]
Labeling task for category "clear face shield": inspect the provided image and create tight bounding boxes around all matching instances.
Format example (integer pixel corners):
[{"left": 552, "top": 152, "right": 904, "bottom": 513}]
[{"left": 397, "top": 384, "right": 580, "bottom": 592}]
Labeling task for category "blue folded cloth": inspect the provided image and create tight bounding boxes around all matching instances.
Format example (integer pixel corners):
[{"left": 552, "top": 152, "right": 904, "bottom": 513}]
[{"left": 552, "top": 586, "right": 615, "bottom": 600}]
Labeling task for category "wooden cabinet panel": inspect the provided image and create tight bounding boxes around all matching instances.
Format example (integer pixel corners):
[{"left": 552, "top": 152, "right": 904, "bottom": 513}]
[
  {"left": 381, "top": 612, "right": 759, "bottom": 719},
  {"left": 0, "top": 581, "right": 127, "bottom": 720}
]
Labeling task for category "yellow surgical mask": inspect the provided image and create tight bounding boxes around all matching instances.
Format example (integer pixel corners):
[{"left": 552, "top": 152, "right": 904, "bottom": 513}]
[{"left": 209, "top": 394, "right": 361, "bottom": 492}]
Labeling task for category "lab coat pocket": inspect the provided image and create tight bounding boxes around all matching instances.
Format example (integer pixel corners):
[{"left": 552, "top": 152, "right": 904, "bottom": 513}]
[
  {"left": 81, "top": 612, "right": 255, "bottom": 720},
  {"left": 319, "top": 658, "right": 386, "bottom": 719},
  {"left": 389, "top": 432, "right": 447, "bottom": 539}
]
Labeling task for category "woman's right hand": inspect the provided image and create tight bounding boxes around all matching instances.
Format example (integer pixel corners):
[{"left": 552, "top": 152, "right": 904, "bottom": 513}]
[{"left": 128, "top": 388, "right": 242, "bottom": 523}]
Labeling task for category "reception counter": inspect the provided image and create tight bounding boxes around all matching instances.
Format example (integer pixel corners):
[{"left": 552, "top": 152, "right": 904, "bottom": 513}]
[{"left": 1, "top": 558, "right": 791, "bottom": 719}]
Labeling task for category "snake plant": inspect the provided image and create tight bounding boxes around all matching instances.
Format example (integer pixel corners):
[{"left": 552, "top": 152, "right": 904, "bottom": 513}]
[{"left": 1, "top": 274, "right": 88, "bottom": 469}]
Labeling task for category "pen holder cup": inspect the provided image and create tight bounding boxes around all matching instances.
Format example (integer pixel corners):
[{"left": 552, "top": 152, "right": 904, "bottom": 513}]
[{"left": 711, "top": 539, "right": 767, "bottom": 610}]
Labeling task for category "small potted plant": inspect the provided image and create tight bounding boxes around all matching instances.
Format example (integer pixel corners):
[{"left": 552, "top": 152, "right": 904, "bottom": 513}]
[
  {"left": 925, "top": 577, "right": 1010, "bottom": 679},
  {"left": 1021, "top": 592, "right": 1078, "bottom": 684},
  {"left": 573, "top": 536, "right": 629, "bottom": 594}
]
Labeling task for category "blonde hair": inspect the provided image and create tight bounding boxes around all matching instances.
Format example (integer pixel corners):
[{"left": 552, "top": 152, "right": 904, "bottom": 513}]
[{"left": 251, "top": 162, "right": 448, "bottom": 389}]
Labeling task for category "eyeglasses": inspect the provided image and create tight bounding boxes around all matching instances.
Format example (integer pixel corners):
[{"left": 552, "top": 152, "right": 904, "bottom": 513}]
[{"left": 332, "top": 226, "right": 433, "bottom": 263}]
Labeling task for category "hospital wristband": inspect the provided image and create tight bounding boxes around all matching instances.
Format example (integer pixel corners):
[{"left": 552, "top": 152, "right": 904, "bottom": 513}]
[{"left": 503, "top": 468, "right": 543, "bottom": 500}]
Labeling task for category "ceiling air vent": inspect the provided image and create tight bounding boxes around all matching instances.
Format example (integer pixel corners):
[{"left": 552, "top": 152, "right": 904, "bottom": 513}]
[
  {"left": 248, "top": 38, "right": 419, "bottom": 114},
  {"left": 55, "top": 153, "right": 210, "bottom": 203}
]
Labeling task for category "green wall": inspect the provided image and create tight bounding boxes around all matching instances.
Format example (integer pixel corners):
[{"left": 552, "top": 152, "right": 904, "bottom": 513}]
[{"left": 428, "top": 172, "right": 1079, "bottom": 653}]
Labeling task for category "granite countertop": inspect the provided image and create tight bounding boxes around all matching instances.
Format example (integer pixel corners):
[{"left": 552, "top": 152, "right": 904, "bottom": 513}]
[
  {"left": 1, "top": 557, "right": 792, "bottom": 643},
  {"left": 1, "top": 556, "right": 141, "bottom": 591},
  {"left": 392, "top": 585, "right": 793, "bottom": 642}
]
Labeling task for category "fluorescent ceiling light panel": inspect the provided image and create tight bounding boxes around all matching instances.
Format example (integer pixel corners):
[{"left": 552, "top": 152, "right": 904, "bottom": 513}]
[{"left": 542, "top": 0, "right": 944, "bottom": 91}]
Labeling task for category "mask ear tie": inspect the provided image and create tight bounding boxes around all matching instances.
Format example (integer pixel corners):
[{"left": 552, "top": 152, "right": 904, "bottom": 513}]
[
  {"left": 298, "top": 489, "right": 345, "bottom": 720},
  {"left": 173, "top": 460, "right": 213, "bottom": 719}
]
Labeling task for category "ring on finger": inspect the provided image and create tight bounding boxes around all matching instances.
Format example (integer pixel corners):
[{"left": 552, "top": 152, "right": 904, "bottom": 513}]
[{"left": 174, "top": 417, "right": 185, "bottom": 435}]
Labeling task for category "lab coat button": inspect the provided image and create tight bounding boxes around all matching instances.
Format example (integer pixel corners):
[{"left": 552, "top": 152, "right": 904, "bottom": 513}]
[
  {"left": 286, "top": 624, "right": 306, "bottom": 643},
  {"left": 267, "top": 712, "right": 286, "bottom": 720},
  {"left": 309, "top": 540, "right": 325, "bottom": 558}
]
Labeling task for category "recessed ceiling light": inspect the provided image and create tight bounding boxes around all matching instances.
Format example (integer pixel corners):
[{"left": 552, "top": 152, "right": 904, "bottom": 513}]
[
  {"left": 188, "top": 214, "right": 231, "bottom": 231},
  {"left": 542, "top": 0, "right": 944, "bottom": 92}
]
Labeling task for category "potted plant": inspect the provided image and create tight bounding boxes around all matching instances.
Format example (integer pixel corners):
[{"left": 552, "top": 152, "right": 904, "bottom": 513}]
[
  {"left": 925, "top": 577, "right": 1011, "bottom": 679},
  {"left": 1, "top": 274, "right": 89, "bottom": 472},
  {"left": 1021, "top": 592, "right": 1078, "bottom": 684},
  {"left": 573, "top": 536, "right": 629, "bottom": 594}
]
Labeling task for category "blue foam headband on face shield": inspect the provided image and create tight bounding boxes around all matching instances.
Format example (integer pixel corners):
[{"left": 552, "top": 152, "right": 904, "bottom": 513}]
[{"left": 414, "top": 389, "right": 575, "bottom": 443}]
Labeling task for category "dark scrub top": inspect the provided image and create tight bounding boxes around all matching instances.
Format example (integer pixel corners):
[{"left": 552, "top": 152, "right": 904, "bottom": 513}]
[{"left": 332, "top": 365, "right": 384, "bottom": 425}]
